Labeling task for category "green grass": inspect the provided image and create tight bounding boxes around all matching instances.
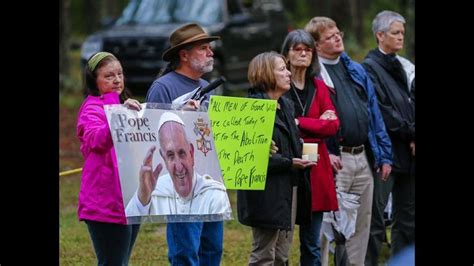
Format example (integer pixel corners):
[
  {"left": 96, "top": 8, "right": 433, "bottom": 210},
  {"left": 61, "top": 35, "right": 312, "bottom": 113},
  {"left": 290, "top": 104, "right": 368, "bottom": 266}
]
[
  {"left": 60, "top": 173, "right": 391, "bottom": 265},
  {"left": 60, "top": 174, "right": 301, "bottom": 265}
]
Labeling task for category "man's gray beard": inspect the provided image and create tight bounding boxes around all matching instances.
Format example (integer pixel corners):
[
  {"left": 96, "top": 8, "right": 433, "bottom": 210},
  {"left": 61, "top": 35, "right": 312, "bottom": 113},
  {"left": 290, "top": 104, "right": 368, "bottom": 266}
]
[{"left": 190, "top": 58, "right": 214, "bottom": 74}]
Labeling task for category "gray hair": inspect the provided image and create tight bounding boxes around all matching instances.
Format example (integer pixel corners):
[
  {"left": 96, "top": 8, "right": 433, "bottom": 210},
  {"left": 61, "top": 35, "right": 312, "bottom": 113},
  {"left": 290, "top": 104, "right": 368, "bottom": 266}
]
[
  {"left": 372, "top": 10, "right": 406, "bottom": 40},
  {"left": 159, "top": 43, "right": 195, "bottom": 77},
  {"left": 280, "top": 29, "right": 320, "bottom": 78}
]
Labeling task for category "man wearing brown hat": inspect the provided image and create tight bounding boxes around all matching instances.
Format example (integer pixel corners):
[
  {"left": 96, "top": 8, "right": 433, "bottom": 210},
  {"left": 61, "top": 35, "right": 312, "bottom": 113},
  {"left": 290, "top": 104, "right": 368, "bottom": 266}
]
[
  {"left": 145, "top": 23, "right": 224, "bottom": 266},
  {"left": 146, "top": 23, "right": 220, "bottom": 106}
]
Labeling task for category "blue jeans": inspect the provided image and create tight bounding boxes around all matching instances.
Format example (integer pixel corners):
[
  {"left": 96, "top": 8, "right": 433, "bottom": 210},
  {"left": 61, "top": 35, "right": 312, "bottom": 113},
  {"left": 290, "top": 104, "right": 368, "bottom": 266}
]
[
  {"left": 299, "top": 211, "right": 323, "bottom": 266},
  {"left": 85, "top": 220, "right": 140, "bottom": 266},
  {"left": 167, "top": 221, "right": 223, "bottom": 266}
]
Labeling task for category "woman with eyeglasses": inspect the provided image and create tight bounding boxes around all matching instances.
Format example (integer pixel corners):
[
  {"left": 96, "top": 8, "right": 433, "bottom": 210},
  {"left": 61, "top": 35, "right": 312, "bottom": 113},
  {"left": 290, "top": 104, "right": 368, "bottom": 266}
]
[{"left": 281, "top": 29, "right": 340, "bottom": 266}]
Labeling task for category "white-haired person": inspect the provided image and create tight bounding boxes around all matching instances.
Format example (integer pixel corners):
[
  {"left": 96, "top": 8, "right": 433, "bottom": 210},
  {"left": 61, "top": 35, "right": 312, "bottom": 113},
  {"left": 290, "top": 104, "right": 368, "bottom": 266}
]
[
  {"left": 362, "top": 10, "right": 415, "bottom": 266},
  {"left": 144, "top": 23, "right": 225, "bottom": 266}
]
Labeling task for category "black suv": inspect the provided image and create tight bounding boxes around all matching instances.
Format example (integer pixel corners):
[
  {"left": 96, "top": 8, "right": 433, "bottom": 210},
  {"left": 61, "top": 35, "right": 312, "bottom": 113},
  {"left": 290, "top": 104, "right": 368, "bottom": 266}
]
[{"left": 81, "top": 0, "right": 289, "bottom": 95}]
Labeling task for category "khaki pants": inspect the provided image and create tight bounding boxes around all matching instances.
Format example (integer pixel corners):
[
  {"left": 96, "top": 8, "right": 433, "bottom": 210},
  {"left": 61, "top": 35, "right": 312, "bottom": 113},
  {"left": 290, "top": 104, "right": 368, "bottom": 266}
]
[
  {"left": 321, "top": 150, "right": 374, "bottom": 266},
  {"left": 320, "top": 233, "right": 330, "bottom": 266},
  {"left": 249, "top": 187, "right": 297, "bottom": 266}
]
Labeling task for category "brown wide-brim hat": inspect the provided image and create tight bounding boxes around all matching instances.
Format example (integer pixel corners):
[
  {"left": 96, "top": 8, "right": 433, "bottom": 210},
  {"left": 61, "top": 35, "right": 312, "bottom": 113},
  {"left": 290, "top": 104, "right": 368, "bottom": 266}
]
[{"left": 162, "top": 23, "right": 220, "bottom": 61}]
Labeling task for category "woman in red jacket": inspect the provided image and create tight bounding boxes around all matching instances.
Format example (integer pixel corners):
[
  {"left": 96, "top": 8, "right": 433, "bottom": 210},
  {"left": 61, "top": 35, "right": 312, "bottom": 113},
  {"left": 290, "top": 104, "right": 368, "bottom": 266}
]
[{"left": 281, "top": 29, "right": 340, "bottom": 265}]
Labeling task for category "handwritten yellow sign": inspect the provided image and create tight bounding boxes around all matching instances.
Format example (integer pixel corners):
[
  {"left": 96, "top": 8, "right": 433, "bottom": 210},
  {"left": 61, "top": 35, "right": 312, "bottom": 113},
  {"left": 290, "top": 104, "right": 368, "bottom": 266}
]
[{"left": 209, "top": 96, "right": 277, "bottom": 190}]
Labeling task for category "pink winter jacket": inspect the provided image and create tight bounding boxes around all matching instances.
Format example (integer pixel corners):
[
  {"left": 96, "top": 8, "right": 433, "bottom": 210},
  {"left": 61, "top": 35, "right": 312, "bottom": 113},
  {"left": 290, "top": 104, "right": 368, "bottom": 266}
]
[{"left": 76, "top": 92, "right": 127, "bottom": 224}]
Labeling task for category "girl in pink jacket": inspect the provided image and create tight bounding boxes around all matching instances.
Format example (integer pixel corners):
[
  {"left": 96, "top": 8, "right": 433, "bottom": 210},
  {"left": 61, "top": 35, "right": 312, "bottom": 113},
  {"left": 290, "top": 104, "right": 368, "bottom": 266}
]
[{"left": 76, "top": 52, "right": 141, "bottom": 265}]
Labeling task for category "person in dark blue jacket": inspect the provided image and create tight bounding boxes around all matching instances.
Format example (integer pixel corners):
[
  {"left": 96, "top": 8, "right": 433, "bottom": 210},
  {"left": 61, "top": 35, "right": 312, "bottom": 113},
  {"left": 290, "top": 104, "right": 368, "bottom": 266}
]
[{"left": 305, "top": 17, "right": 393, "bottom": 266}]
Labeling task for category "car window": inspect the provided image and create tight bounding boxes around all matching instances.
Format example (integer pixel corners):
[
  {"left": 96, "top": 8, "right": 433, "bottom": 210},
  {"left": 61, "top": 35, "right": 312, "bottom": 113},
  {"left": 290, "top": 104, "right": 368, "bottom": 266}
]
[
  {"left": 173, "top": 0, "right": 223, "bottom": 25},
  {"left": 116, "top": 0, "right": 223, "bottom": 26},
  {"left": 252, "top": 0, "right": 283, "bottom": 11},
  {"left": 116, "top": 0, "right": 172, "bottom": 25}
]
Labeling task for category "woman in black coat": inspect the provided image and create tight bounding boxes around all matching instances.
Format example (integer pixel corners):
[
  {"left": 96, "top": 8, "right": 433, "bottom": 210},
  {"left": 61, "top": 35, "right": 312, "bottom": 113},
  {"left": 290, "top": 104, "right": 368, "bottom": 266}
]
[{"left": 237, "top": 51, "right": 316, "bottom": 265}]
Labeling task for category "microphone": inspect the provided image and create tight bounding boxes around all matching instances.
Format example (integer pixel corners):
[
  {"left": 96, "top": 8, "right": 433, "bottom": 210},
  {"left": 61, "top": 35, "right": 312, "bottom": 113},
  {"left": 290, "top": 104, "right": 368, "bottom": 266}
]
[
  {"left": 191, "top": 76, "right": 226, "bottom": 100},
  {"left": 171, "top": 76, "right": 227, "bottom": 107}
]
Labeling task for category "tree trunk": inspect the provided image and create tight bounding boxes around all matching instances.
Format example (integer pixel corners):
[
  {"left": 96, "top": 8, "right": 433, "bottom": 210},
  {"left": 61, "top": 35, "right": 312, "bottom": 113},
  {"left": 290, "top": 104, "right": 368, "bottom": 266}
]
[
  {"left": 331, "top": 0, "right": 351, "bottom": 31},
  {"left": 85, "top": 0, "right": 100, "bottom": 34},
  {"left": 104, "top": 0, "right": 119, "bottom": 18},
  {"left": 59, "top": 0, "right": 71, "bottom": 91},
  {"left": 351, "top": 0, "right": 366, "bottom": 44},
  {"left": 281, "top": 0, "right": 296, "bottom": 13},
  {"left": 405, "top": 0, "right": 415, "bottom": 61},
  {"left": 311, "top": 0, "right": 331, "bottom": 17}
]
